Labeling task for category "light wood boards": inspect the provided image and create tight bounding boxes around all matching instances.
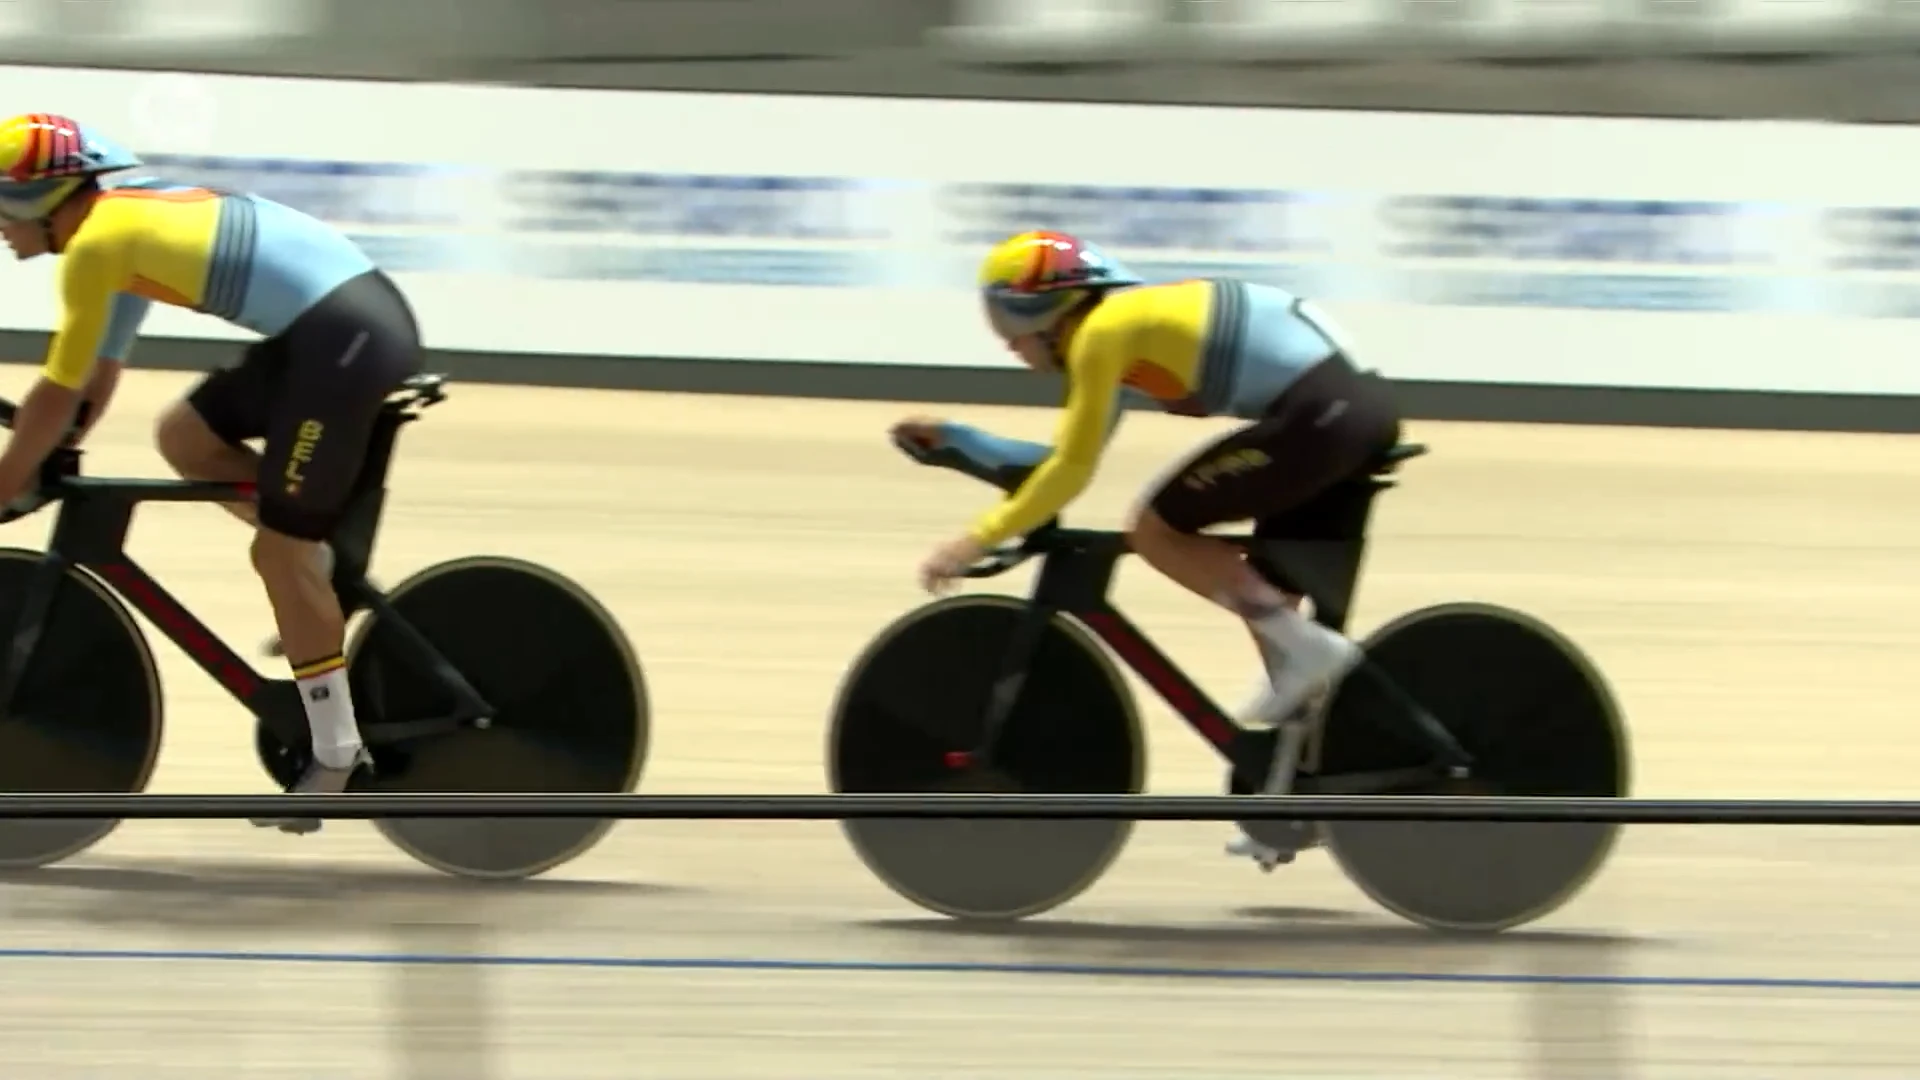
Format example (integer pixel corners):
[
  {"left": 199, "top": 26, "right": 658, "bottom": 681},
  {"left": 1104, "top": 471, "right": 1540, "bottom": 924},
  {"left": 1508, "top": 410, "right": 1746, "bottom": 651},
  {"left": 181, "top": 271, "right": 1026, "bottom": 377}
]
[{"left": 0, "top": 365, "right": 1912, "bottom": 1078}]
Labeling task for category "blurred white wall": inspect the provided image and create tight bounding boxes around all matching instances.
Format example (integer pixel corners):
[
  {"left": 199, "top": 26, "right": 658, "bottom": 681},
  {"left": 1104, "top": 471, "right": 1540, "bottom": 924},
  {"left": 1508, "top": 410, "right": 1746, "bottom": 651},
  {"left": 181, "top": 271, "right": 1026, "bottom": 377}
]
[{"left": 5, "top": 0, "right": 1919, "bottom": 120}]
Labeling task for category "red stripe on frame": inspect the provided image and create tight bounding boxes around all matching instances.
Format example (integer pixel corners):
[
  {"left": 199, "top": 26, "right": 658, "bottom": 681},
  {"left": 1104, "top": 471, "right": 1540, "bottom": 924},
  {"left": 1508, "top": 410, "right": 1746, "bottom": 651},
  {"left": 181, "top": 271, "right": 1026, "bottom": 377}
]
[{"left": 1079, "top": 611, "right": 1239, "bottom": 748}]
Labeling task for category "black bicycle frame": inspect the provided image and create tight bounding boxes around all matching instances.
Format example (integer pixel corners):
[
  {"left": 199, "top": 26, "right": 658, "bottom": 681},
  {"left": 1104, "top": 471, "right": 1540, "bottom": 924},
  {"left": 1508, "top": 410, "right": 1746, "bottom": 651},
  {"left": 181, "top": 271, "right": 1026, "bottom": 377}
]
[
  {"left": 964, "top": 457, "right": 1475, "bottom": 786},
  {"left": 0, "top": 378, "right": 494, "bottom": 753}
]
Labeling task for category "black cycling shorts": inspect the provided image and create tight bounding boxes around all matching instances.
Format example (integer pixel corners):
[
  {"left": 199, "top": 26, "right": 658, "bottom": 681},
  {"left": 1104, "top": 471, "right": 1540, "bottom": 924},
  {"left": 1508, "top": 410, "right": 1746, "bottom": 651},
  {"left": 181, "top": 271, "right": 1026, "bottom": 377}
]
[
  {"left": 186, "top": 269, "right": 423, "bottom": 541},
  {"left": 1147, "top": 353, "right": 1402, "bottom": 534}
]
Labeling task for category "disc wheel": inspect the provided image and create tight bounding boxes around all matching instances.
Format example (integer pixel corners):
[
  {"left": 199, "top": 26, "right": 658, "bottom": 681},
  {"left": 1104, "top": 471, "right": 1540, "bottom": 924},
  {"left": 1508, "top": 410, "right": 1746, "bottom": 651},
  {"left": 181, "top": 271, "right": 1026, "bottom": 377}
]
[
  {"left": 1318, "top": 602, "right": 1630, "bottom": 932},
  {"left": 829, "top": 594, "right": 1144, "bottom": 920},
  {"left": 347, "top": 556, "right": 648, "bottom": 879},
  {"left": 0, "top": 548, "right": 162, "bottom": 867}
]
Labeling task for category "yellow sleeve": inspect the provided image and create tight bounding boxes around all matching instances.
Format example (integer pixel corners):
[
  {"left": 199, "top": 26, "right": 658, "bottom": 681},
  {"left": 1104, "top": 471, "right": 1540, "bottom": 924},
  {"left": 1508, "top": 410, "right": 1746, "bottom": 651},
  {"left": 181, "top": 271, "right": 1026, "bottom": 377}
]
[
  {"left": 968, "top": 318, "right": 1128, "bottom": 546},
  {"left": 43, "top": 227, "right": 128, "bottom": 390}
]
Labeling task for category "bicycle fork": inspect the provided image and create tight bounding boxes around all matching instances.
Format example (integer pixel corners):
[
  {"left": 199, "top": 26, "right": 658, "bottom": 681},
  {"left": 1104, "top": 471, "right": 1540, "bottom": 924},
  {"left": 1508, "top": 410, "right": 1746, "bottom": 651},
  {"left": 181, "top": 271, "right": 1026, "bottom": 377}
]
[
  {"left": 946, "top": 601, "right": 1054, "bottom": 771},
  {"left": 0, "top": 555, "right": 73, "bottom": 720}
]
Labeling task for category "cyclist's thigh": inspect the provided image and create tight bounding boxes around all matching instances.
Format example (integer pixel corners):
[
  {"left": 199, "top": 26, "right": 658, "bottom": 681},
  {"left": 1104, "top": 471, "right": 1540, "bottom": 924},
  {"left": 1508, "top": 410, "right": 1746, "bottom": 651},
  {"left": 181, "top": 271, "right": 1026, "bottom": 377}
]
[
  {"left": 256, "top": 271, "right": 423, "bottom": 541},
  {"left": 1148, "top": 356, "right": 1399, "bottom": 533},
  {"left": 184, "top": 342, "right": 282, "bottom": 447}
]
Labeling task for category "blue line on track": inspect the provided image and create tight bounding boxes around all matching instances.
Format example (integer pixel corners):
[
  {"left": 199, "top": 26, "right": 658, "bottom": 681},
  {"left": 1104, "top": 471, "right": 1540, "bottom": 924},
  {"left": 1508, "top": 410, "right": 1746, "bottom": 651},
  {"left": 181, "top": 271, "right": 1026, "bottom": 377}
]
[{"left": 0, "top": 946, "right": 1910, "bottom": 993}]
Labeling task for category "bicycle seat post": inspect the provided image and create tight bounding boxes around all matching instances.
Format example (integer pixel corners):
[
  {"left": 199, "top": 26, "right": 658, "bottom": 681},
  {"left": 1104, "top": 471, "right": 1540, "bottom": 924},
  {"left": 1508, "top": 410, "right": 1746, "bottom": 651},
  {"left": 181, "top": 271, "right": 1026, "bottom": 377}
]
[{"left": 327, "top": 387, "right": 431, "bottom": 612}]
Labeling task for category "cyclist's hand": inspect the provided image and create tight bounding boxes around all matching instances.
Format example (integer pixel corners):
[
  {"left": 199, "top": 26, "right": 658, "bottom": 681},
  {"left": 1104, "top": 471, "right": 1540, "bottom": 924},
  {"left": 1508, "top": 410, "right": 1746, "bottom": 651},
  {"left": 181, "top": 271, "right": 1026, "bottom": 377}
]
[
  {"left": 919, "top": 533, "right": 987, "bottom": 594},
  {"left": 0, "top": 489, "right": 46, "bottom": 524},
  {"left": 60, "top": 400, "right": 96, "bottom": 448},
  {"left": 889, "top": 416, "right": 948, "bottom": 453}
]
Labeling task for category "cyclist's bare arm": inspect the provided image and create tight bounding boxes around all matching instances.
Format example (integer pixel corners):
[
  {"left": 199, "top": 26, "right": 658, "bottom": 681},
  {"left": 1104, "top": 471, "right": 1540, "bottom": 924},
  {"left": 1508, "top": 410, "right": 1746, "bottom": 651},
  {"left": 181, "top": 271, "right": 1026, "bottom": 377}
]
[
  {"left": 0, "top": 227, "right": 130, "bottom": 497},
  {"left": 67, "top": 358, "right": 121, "bottom": 445},
  {"left": 65, "top": 293, "right": 149, "bottom": 445}
]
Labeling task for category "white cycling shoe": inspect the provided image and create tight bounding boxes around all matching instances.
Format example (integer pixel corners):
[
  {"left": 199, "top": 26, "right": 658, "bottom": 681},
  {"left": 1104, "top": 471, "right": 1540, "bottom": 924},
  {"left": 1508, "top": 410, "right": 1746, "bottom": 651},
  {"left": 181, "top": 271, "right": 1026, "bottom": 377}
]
[
  {"left": 1242, "top": 608, "right": 1363, "bottom": 728},
  {"left": 251, "top": 747, "right": 371, "bottom": 836},
  {"left": 1225, "top": 831, "right": 1297, "bottom": 870},
  {"left": 1221, "top": 700, "right": 1330, "bottom": 871},
  {"left": 1223, "top": 609, "right": 1362, "bottom": 869}
]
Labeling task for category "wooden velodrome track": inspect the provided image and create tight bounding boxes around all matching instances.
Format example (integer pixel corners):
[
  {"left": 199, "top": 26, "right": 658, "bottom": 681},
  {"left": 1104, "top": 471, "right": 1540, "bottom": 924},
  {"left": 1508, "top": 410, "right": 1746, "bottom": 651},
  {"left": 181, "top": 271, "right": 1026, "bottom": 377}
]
[{"left": 0, "top": 363, "right": 1915, "bottom": 1077}]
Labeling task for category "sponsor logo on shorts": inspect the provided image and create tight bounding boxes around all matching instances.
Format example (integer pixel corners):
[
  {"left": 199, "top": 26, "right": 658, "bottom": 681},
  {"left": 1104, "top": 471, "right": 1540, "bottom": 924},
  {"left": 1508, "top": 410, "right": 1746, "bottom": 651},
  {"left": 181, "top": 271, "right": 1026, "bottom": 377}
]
[
  {"left": 1183, "top": 447, "right": 1271, "bottom": 490},
  {"left": 284, "top": 419, "right": 323, "bottom": 495}
]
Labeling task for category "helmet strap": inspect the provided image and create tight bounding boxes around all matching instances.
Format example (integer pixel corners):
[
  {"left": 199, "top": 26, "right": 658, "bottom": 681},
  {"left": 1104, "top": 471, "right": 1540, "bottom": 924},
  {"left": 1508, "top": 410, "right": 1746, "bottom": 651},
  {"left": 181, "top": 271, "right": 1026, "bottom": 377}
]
[
  {"left": 40, "top": 179, "right": 97, "bottom": 256},
  {"left": 1039, "top": 291, "right": 1103, "bottom": 366}
]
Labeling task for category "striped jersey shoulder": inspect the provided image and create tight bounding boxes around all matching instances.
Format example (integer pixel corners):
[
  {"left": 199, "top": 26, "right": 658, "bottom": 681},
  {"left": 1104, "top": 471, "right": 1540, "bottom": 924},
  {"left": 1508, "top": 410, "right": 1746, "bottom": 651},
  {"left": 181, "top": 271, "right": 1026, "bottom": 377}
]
[{"left": 100, "top": 175, "right": 227, "bottom": 200}]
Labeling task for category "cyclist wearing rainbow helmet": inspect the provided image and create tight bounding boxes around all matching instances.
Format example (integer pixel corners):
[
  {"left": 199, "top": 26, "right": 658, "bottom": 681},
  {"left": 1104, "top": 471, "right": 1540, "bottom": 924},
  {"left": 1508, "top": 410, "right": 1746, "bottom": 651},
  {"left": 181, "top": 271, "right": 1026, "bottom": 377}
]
[
  {"left": 0, "top": 113, "right": 423, "bottom": 833},
  {"left": 898, "top": 229, "right": 1404, "bottom": 865},
  {"left": 0, "top": 112, "right": 143, "bottom": 257}
]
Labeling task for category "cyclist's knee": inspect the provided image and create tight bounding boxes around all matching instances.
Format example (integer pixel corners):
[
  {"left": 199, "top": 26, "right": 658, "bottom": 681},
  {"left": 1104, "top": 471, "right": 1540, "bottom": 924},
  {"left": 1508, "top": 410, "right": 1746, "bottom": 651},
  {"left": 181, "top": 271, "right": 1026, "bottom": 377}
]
[
  {"left": 250, "top": 526, "right": 298, "bottom": 577},
  {"left": 154, "top": 400, "right": 228, "bottom": 475},
  {"left": 1126, "top": 503, "right": 1185, "bottom": 552}
]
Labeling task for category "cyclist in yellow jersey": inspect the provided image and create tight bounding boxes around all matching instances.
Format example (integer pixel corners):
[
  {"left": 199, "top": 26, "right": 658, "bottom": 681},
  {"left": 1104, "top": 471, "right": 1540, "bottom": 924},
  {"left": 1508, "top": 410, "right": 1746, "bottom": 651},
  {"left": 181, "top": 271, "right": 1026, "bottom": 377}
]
[
  {"left": 900, "top": 231, "right": 1403, "bottom": 860},
  {"left": 0, "top": 113, "right": 423, "bottom": 833}
]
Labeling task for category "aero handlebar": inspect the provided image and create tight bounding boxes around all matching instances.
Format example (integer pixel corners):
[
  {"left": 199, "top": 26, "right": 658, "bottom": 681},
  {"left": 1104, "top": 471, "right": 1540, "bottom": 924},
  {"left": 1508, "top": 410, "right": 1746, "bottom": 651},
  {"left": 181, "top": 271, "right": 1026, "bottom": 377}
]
[
  {"left": 889, "top": 432, "right": 1061, "bottom": 581},
  {"left": 0, "top": 394, "right": 95, "bottom": 524}
]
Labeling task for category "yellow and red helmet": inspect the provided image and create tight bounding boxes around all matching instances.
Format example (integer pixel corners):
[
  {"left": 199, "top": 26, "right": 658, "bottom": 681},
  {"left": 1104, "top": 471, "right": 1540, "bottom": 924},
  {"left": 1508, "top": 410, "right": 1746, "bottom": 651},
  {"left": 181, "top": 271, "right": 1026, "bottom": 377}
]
[
  {"left": 0, "top": 113, "right": 141, "bottom": 223},
  {"left": 978, "top": 230, "right": 1144, "bottom": 341}
]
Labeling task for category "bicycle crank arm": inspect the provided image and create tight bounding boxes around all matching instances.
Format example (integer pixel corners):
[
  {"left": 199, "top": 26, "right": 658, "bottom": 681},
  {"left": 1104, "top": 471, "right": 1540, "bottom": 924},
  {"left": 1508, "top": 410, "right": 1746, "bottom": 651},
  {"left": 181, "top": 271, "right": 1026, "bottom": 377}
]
[
  {"left": 362, "top": 713, "right": 491, "bottom": 745},
  {"left": 1292, "top": 765, "right": 1456, "bottom": 795},
  {"left": 1351, "top": 661, "right": 1475, "bottom": 774}
]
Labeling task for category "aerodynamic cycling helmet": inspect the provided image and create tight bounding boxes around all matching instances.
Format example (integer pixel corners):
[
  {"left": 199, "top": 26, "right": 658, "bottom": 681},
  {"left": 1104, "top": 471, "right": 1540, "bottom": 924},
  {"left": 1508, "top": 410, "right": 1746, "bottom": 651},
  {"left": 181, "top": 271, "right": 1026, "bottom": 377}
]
[
  {"left": 0, "top": 113, "right": 142, "bottom": 224},
  {"left": 977, "top": 230, "right": 1145, "bottom": 342}
]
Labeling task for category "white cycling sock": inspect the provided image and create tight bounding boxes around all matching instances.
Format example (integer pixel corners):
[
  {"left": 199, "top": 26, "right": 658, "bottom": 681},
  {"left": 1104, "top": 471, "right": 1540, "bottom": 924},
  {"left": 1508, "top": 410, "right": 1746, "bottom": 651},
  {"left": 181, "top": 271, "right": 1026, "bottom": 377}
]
[{"left": 292, "top": 654, "right": 363, "bottom": 770}]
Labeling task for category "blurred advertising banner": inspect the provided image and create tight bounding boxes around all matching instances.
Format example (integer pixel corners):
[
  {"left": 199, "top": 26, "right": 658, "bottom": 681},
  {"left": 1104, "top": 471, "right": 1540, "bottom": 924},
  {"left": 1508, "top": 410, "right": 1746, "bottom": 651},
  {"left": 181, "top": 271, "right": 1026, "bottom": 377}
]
[{"left": 2, "top": 62, "right": 1917, "bottom": 396}]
